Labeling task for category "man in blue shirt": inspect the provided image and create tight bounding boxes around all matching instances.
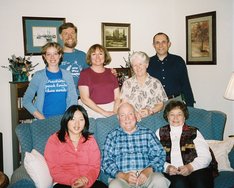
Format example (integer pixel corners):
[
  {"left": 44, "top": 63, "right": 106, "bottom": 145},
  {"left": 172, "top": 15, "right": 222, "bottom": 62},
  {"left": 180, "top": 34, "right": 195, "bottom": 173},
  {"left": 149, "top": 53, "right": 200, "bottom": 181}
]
[
  {"left": 147, "top": 32, "right": 195, "bottom": 107},
  {"left": 59, "top": 22, "right": 89, "bottom": 96},
  {"left": 102, "top": 102, "right": 170, "bottom": 188}
]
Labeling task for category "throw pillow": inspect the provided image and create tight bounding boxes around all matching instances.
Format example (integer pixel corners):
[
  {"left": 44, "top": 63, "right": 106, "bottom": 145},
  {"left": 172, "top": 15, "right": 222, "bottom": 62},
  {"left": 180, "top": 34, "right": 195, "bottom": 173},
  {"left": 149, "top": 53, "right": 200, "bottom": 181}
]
[
  {"left": 24, "top": 149, "right": 52, "bottom": 188},
  {"left": 206, "top": 138, "right": 234, "bottom": 171}
]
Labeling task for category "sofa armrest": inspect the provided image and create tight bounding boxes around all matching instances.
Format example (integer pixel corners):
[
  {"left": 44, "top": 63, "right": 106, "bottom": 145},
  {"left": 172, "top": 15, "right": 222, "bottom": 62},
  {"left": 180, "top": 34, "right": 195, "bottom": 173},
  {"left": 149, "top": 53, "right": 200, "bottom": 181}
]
[
  {"left": 15, "top": 123, "right": 32, "bottom": 162},
  {"left": 229, "top": 147, "right": 234, "bottom": 169},
  {"left": 9, "top": 165, "right": 35, "bottom": 188}
]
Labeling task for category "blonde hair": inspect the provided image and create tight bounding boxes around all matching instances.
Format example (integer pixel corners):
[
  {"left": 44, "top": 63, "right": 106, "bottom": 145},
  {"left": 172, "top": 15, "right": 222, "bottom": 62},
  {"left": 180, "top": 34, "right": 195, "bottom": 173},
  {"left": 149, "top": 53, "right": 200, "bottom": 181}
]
[{"left": 41, "top": 42, "right": 63, "bottom": 66}]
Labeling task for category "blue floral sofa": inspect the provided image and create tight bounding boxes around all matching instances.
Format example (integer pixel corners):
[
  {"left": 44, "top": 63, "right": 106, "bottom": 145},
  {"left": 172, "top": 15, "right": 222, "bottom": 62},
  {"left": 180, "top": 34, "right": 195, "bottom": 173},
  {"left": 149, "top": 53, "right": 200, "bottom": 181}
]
[{"left": 9, "top": 107, "right": 234, "bottom": 188}]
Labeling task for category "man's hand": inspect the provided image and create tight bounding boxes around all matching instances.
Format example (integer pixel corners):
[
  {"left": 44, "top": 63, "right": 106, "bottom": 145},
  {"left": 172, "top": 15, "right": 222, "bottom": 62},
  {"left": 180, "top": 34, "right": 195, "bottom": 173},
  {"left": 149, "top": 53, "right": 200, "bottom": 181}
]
[
  {"left": 166, "top": 165, "right": 179, "bottom": 175},
  {"left": 136, "top": 171, "right": 147, "bottom": 186},
  {"left": 117, "top": 172, "right": 137, "bottom": 186}
]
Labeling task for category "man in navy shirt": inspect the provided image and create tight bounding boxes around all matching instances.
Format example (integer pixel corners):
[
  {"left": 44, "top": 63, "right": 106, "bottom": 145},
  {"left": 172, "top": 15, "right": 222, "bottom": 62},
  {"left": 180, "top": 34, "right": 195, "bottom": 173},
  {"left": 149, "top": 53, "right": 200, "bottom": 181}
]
[{"left": 147, "top": 32, "right": 195, "bottom": 106}]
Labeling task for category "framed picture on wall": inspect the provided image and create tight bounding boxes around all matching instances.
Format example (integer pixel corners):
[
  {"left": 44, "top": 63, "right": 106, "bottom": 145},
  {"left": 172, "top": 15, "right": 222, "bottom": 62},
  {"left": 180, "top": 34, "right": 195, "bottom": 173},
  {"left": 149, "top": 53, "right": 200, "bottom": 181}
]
[
  {"left": 102, "top": 22, "right": 131, "bottom": 51},
  {"left": 186, "top": 11, "right": 216, "bottom": 65},
  {"left": 22, "top": 16, "right": 65, "bottom": 55}
]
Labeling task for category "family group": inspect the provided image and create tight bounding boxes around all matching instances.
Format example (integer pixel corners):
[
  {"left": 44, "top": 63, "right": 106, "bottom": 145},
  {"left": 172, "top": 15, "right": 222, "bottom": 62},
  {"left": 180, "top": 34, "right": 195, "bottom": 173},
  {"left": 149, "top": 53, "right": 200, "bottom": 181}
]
[{"left": 21, "top": 22, "right": 215, "bottom": 188}]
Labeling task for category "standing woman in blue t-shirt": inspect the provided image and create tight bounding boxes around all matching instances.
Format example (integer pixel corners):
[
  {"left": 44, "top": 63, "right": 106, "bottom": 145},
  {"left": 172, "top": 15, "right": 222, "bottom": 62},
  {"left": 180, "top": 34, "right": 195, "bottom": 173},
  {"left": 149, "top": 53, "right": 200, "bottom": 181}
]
[{"left": 23, "top": 42, "right": 78, "bottom": 119}]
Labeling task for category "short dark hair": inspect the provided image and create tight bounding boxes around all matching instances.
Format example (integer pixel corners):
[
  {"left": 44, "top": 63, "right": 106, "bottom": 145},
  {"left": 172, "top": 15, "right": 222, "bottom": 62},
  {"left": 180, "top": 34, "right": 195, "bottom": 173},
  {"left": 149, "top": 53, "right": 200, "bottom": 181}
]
[
  {"left": 163, "top": 100, "right": 189, "bottom": 122},
  {"left": 59, "top": 22, "right": 77, "bottom": 34},
  {"left": 57, "top": 105, "right": 92, "bottom": 143},
  {"left": 153, "top": 32, "right": 170, "bottom": 44}
]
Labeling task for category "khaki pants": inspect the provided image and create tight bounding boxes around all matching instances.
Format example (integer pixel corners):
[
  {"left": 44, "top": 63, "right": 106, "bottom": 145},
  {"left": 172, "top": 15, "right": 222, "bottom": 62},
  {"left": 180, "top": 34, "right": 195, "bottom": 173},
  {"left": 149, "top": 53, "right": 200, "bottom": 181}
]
[{"left": 109, "top": 172, "right": 170, "bottom": 188}]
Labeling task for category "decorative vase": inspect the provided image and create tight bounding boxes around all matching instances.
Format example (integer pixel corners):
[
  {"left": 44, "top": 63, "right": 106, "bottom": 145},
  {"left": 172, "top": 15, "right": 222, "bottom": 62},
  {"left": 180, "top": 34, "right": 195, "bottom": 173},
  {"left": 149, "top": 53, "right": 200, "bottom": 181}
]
[{"left": 12, "top": 72, "right": 28, "bottom": 82}]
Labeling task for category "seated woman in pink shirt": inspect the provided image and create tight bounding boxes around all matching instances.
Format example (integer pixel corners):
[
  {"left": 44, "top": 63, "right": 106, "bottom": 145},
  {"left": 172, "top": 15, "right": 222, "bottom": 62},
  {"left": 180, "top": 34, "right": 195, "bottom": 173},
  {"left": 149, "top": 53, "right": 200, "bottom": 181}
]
[
  {"left": 78, "top": 44, "right": 120, "bottom": 119},
  {"left": 44, "top": 105, "right": 107, "bottom": 188}
]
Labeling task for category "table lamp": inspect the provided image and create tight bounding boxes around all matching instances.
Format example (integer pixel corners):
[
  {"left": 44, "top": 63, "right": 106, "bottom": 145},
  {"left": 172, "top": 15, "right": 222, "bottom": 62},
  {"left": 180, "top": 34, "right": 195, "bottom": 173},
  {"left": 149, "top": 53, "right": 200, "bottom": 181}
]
[
  {"left": 224, "top": 72, "right": 234, "bottom": 137},
  {"left": 224, "top": 72, "right": 234, "bottom": 100}
]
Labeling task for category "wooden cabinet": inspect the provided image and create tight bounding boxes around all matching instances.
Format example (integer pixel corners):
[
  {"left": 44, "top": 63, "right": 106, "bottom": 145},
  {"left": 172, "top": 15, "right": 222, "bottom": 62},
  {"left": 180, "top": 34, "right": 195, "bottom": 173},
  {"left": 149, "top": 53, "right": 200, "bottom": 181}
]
[{"left": 10, "top": 82, "right": 34, "bottom": 170}]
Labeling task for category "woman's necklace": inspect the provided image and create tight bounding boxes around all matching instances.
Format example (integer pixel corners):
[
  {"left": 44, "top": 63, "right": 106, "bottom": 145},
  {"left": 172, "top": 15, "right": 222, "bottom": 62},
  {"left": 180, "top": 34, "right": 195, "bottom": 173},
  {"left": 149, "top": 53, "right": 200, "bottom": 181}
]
[{"left": 70, "top": 136, "right": 81, "bottom": 151}]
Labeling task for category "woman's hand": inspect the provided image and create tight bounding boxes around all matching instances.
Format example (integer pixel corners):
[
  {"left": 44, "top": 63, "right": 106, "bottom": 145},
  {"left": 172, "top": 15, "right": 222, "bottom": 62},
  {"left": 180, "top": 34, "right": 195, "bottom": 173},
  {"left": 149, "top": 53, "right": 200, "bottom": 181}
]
[
  {"left": 33, "top": 111, "right": 45, "bottom": 120},
  {"left": 102, "top": 110, "right": 115, "bottom": 117},
  {"left": 177, "top": 164, "right": 193, "bottom": 176},
  {"left": 139, "top": 108, "right": 150, "bottom": 118},
  {"left": 72, "top": 176, "right": 89, "bottom": 188}
]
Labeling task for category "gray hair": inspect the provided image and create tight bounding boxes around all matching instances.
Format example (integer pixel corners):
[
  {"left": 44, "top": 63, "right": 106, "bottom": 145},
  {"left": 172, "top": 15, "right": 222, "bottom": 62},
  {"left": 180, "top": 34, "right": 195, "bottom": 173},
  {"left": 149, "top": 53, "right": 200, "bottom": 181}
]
[{"left": 130, "top": 51, "right": 149, "bottom": 66}]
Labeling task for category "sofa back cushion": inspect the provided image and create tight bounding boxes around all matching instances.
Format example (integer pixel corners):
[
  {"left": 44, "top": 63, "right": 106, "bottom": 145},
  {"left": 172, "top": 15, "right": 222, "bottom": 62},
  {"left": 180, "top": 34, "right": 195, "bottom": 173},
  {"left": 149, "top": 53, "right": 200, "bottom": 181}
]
[
  {"left": 95, "top": 115, "right": 119, "bottom": 152},
  {"left": 186, "top": 107, "right": 226, "bottom": 140},
  {"left": 31, "top": 116, "right": 62, "bottom": 155},
  {"left": 94, "top": 107, "right": 226, "bottom": 153},
  {"left": 30, "top": 116, "right": 97, "bottom": 155},
  {"left": 16, "top": 123, "right": 33, "bottom": 161}
]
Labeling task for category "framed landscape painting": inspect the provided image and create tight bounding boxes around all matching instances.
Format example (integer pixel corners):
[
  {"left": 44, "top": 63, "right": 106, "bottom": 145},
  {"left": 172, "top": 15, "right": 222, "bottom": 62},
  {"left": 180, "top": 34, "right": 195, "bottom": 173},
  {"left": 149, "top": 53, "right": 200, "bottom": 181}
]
[
  {"left": 186, "top": 11, "right": 216, "bottom": 65},
  {"left": 22, "top": 16, "right": 65, "bottom": 55},
  {"left": 102, "top": 22, "right": 131, "bottom": 51}
]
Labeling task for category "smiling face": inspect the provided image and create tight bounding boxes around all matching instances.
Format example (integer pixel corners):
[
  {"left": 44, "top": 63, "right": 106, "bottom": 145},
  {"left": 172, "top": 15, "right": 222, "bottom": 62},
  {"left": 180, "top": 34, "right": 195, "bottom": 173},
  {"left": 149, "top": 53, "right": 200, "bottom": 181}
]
[
  {"left": 60, "top": 27, "right": 77, "bottom": 49},
  {"left": 67, "top": 110, "right": 85, "bottom": 137},
  {"left": 43, "top": 47, "right": 62, "bottom": 68},
  {"left": 153, "top": 34, "right": 171, "bottom": 58},
  {"left": 117, "top": 103, "right": 137, "bottom": 134},
  {"left": 167, "top": 107, "right": 185, "bottom": 127},
  {"left": 131, "top": 58, "right": 148, "bottom": 77},
  {"left": 90, "top": 48, "right": 105, "bottom": 67}
]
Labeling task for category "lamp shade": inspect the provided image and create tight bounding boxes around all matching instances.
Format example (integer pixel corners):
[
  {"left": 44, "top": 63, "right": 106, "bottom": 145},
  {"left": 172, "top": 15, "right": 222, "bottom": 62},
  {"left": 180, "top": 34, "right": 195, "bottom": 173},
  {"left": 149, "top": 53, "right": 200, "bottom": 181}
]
[{"left": 224, "top": 73, "right": 234, "bottom": 100}]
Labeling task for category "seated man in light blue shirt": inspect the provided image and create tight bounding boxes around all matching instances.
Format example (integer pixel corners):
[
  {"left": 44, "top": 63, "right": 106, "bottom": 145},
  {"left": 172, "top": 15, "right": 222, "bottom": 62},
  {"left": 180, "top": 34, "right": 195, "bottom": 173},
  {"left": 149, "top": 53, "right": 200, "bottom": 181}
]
[{"left": 102, "top": 102, "right": 170, "bottom": 188}]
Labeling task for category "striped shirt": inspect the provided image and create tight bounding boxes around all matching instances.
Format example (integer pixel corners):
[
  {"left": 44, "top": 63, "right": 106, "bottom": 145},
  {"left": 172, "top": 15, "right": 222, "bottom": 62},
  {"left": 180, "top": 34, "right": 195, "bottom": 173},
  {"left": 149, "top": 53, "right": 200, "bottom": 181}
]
[{"left": 102, "top": 125, "right": 166, "bottom": 178}]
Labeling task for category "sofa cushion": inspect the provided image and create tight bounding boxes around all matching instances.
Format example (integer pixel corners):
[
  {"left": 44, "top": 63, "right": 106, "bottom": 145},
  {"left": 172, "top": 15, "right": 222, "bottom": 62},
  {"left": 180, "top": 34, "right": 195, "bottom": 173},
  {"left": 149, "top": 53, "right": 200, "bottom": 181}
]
[
  {"left": 95, "top": 115, "right": 118, "bottom": 152},
  {"left": 207, "top": 138, "right": 234, "bottom": 171},
  {"left": 15, "top": 123, "right": 32, "bottom": 161},
  {"left": 186, "top": 107, "right": 214, "bottom": 139},
  {"left": 214, "top": 171, "right": 234, "bottom": 188},
  {"left": 24, "top": 149, "right": 52, "bottom": 188},
  {"left": 139, "top": 111, "right": 167, "bottom": 132},
  {"left": 31, "top": 116, "right": 62, "bottom": 155}
]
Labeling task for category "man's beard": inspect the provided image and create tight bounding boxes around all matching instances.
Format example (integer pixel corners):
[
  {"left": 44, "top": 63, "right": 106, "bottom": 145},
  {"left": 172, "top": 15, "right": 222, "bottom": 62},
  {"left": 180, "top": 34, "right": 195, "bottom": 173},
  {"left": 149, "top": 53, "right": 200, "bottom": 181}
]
[{"left": 64, "top": 40, "right": 77, "bottom": 49}]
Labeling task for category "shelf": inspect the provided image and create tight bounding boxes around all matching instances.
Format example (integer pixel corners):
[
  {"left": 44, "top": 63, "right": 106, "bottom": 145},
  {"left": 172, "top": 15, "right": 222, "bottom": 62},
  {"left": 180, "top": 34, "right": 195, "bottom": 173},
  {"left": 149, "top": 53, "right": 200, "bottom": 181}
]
[
  {"left": 10, "top": 82, "right": 33, "bottom": 170},
  {"left": 18, "top": 108, "right": 34, "bottom": 120}
]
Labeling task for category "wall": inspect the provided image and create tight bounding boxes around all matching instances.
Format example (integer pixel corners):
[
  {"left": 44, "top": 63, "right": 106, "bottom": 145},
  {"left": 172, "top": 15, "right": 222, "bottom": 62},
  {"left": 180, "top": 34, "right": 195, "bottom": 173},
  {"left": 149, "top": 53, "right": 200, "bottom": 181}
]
[{"left": 0, "top": 0, "right": 233, "bottom": 178}]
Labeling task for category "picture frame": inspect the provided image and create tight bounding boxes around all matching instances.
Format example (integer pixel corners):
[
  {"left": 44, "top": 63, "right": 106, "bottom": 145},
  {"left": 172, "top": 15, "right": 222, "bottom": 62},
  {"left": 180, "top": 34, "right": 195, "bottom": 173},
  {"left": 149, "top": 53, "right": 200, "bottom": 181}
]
[
  {"left": 22, "top": 16, "right": 66, "bottom": 55},
  {"left": 115, "top": 67, "right": 132, "bottom": 88},
  {"left": 102, "top": 22, "right": 131, "bottom": 51},
  {"left": 186, "top": 11, "right": 216, "bottom": 65}
]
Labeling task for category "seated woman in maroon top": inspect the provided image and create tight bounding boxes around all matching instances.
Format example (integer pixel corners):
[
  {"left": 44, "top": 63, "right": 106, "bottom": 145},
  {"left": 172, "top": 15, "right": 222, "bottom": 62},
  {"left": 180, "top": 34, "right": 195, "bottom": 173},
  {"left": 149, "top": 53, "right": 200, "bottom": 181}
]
[{"left": 78, "top": 44, "right": 120, "bottom": 119}]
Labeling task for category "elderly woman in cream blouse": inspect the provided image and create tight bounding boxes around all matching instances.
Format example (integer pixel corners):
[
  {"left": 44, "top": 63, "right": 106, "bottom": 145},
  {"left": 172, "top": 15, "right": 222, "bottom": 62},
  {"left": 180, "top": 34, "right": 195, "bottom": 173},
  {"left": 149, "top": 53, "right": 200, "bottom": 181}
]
[{"left": 120, "top": 51, "right": 168, "bottom": 120}]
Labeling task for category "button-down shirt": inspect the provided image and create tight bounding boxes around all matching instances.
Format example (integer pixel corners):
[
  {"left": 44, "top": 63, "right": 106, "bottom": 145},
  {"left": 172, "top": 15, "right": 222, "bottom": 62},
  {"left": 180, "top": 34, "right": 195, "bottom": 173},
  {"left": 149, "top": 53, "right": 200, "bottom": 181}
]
[
  {"left": 102, "top": 125, "right": 166, "bottom": 178},
  {"left": 120, "top": 74, "right": 168, "bottom": 111},
  {"left": 147, "top": 53, "right": 195, "bottom": 106}
]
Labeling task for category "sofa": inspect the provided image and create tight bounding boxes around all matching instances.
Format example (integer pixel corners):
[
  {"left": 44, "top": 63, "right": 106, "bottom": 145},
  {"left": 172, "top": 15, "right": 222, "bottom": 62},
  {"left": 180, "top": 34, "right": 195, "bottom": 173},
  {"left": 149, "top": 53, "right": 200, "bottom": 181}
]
[{"left": 9, "top": 107, "right": 234, "bottom": 188}]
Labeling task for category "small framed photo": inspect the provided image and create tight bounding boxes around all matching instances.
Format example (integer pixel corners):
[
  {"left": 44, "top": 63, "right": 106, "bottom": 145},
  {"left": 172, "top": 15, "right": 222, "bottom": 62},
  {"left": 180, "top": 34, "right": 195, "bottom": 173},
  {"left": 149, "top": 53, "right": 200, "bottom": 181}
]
[
  {"left": 22, "top": 16, "right": 66, "bottom": 55},
  {"left": 102, "top": 22, "right": 131, "bottom": 51},
  {"left": 186, "top": 11, "right": 216, "bottom": 65}
]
